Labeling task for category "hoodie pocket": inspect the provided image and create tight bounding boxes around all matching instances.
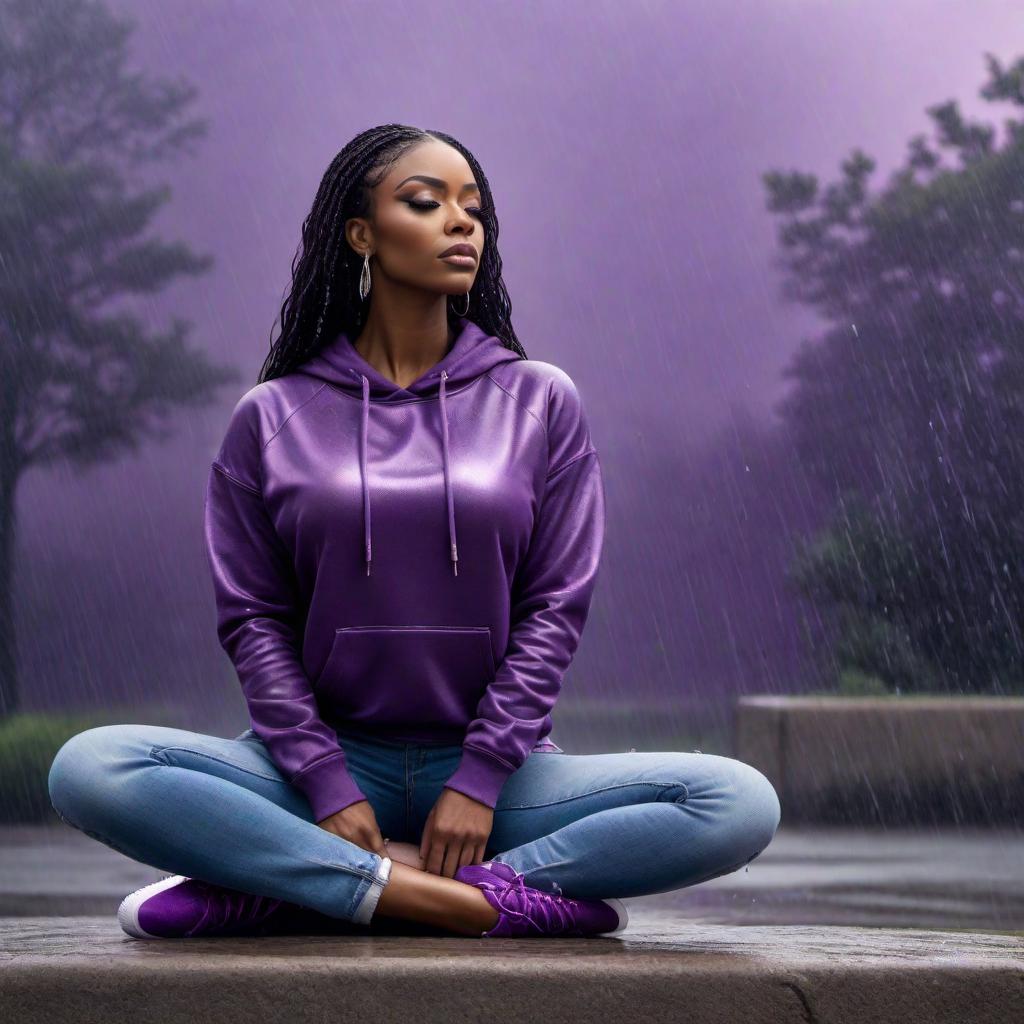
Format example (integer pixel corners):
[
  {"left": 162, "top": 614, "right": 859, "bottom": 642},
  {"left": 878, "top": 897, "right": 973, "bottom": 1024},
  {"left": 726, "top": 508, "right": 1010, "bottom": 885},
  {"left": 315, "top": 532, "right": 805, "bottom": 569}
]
[{"left": 316, "top": 625, "right": 496, "bottom": 735}]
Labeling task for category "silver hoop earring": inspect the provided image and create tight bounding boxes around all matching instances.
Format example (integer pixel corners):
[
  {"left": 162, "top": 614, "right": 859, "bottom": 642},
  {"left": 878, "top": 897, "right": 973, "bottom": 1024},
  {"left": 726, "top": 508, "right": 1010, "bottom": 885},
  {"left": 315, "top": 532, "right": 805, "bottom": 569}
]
[
  {"left": 359, "top": 252, "right": 372, "bottom": 301},
  {"left": 452, "top": 291, "right": 470, "bottom": 316}
]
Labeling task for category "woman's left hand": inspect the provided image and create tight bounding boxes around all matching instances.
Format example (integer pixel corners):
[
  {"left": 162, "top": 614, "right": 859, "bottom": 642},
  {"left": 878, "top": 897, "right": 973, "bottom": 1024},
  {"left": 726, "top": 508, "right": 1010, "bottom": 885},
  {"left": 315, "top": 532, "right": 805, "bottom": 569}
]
[{"left": 419, "top": 788, "right": 494, "bottom": 878}]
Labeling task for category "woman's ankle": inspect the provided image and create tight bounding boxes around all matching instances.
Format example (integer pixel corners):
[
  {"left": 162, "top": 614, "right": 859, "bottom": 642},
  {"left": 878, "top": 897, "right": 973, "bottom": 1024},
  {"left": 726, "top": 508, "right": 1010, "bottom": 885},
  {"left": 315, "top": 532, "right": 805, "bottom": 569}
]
[{"left": 372, "top": 861, "right": 500, "bottom": 935}]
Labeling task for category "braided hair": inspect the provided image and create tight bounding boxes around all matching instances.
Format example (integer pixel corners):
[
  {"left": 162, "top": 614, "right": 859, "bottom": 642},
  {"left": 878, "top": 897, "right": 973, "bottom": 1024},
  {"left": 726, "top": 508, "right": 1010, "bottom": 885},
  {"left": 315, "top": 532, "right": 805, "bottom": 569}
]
[{"left": 259, "top": 123, "right": 526, "bottom": 383}]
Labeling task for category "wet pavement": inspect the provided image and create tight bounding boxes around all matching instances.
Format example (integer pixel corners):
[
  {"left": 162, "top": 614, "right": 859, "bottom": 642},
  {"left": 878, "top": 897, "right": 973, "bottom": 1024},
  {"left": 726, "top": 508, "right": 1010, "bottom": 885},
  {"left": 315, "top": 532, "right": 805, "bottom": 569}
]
[
  {"left": 1, "top": 822, "right": 1021, "bottom": 934},
  {"left": 2, "top": 824, "right": 1021, "bottom": 1023}
]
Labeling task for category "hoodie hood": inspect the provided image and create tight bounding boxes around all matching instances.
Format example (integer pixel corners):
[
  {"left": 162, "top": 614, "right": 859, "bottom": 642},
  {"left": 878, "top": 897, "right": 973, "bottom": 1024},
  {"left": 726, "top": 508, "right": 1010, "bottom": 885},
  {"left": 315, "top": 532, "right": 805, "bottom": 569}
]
[{"left": 295, "top": 317, "right": 522, "bottom": 578}]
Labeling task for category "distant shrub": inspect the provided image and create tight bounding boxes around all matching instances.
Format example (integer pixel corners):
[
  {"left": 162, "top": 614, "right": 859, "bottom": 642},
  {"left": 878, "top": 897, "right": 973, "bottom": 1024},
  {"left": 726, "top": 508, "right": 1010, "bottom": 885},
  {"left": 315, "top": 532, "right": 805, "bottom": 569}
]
[
  {"left": 836, "top": 668, "right": 891, "bottom": 697},
  {"left": 0, "top": 707, "right": 181, "bottom": 823}
]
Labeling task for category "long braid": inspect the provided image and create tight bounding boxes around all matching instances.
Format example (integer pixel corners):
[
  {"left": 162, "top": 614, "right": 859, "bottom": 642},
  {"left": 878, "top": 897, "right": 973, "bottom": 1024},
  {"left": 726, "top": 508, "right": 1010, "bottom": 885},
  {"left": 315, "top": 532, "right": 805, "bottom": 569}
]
[{"left": 259, "top": 124, "right": 526, "bottom": 384}]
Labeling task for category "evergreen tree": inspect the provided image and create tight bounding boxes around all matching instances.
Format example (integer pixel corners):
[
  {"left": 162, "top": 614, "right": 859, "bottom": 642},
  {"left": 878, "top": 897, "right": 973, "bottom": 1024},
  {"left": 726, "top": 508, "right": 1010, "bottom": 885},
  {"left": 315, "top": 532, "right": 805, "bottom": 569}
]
[
  {"left": 764, "top": 54, "right": 1024, "bottom": 693},
  {"left": 0, "top": 0, "right": 241, "bottom": 715}
]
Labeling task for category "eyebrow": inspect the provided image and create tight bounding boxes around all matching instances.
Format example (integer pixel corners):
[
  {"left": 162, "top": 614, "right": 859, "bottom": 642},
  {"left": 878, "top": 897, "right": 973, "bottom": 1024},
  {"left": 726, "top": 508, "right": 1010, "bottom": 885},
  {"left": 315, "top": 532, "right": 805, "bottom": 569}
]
[{"left": 393, "top": 175, "right": 480, "bottom": 194}]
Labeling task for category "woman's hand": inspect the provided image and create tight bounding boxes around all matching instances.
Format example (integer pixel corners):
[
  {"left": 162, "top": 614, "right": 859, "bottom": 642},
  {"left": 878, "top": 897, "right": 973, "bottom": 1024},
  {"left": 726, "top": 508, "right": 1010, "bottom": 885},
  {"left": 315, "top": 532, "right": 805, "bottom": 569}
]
[
  {"left": 317, "top": 800, "right": 388, "bottom": 857},
  {"left": 419, "top": 788, "right": 494, "bottom": 878}
]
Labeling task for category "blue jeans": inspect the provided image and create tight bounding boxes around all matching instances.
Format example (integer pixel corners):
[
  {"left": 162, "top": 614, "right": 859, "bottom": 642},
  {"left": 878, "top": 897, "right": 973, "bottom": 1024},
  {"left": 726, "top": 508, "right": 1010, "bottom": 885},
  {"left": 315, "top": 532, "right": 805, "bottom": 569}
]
[{"left": 47, "top": 723, "right": 781, "bottom": 927}]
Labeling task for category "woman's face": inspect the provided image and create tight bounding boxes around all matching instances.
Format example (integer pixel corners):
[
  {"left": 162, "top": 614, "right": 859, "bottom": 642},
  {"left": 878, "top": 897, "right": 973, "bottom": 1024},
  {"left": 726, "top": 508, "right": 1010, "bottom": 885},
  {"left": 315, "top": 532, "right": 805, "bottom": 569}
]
[{"left": 347, "top": 139, "right": 485, "bottom": 299}]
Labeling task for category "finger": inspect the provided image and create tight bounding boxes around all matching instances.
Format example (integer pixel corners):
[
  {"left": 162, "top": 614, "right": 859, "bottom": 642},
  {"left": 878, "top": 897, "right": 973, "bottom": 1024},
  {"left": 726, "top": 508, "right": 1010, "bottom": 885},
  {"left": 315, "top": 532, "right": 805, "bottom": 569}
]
[
  {"left": 419, "top": 812, "right": 433, "bottom": 862},
  {"left": 450, "top": 839, "right": 475, "bottom": 879},
  {"left": 360, "top": 827, "right": 381, "bottom": 855},
  {"left": 441, "top": 840, "right": 463, "bottom": 879},
  {"left": 425, "top": 838, "right": 446, "bottom": 877},
  {"left": 456, "top": 842, "right": 477, "bottom": 874}
]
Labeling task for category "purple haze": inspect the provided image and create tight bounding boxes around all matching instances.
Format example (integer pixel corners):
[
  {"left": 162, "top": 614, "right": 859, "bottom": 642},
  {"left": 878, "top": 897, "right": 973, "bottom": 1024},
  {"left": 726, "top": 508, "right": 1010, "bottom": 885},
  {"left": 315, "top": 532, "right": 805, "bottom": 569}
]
[{"left": 20, "top": 1, "right": 1023, "bottom": 737}]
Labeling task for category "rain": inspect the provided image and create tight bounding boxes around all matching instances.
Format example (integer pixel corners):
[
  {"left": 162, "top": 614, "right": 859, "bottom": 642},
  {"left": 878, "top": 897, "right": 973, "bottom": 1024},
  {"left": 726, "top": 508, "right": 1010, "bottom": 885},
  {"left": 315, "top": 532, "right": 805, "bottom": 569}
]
[{"left": 0, "top": 1, "right": 1021, "bottom": 1019}]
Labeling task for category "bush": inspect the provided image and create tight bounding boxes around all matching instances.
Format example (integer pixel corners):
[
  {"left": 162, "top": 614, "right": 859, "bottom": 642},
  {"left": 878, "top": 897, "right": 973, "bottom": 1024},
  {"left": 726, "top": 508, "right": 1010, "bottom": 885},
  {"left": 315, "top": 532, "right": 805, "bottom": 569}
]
[
  {"left": 0, "top": 706, "right": 183, "bottom": 824},
  {"left": 836, "top": 668, "right": 891, "bottom": 697}
]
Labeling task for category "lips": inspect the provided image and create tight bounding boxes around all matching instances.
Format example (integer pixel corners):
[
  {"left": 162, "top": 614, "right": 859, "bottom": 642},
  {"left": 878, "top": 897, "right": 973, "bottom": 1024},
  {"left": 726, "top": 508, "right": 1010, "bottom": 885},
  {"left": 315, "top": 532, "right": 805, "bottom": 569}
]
[{"left": 439, "top": 243, "right": 477, "bottom": 261}]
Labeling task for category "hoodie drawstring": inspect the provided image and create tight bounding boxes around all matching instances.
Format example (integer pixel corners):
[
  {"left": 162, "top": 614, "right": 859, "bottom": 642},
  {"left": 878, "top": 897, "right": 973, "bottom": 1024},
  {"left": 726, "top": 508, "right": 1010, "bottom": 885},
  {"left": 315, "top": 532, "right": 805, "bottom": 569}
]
[
  {"left": 359, "top": 373, "right": 372, "bottom": 575},
  {"left": 439, "top": 369, "right": 459, "bottom": 576},
  {"left": 355, "top": 369, "right": 459, "bottom": 577}
]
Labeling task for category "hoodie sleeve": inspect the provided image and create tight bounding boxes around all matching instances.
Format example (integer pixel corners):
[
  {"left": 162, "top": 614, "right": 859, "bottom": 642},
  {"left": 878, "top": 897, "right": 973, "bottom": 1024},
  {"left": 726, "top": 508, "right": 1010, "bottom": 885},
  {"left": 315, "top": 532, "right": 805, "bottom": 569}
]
[
  {"left": 203, "top": 390, "right": 368, "bottom": 823},
  {"left": 442, "top": 367, "right": 606, "bottom": 808}
]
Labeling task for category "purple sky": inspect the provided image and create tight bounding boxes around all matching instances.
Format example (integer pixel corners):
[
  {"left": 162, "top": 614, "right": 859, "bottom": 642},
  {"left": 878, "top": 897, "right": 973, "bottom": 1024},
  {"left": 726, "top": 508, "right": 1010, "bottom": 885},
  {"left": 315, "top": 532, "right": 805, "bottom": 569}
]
[{"left": 21, "top": 1, "right": 1024, "bottom": 730}]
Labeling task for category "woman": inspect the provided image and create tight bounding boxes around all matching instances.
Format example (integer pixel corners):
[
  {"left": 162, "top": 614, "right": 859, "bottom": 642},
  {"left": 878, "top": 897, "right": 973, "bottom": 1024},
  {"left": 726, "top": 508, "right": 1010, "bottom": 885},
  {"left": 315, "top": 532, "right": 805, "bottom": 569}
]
[{"left": 47, "top": 124, "right": 781, "bottom": 940}]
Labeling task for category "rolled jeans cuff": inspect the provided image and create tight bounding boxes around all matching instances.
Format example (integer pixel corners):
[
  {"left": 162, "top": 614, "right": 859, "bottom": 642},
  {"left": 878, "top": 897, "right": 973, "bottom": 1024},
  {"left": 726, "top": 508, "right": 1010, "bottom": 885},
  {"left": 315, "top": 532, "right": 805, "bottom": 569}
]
[{"left": 352, "top": 854, "right": 393, "bottom": 925}]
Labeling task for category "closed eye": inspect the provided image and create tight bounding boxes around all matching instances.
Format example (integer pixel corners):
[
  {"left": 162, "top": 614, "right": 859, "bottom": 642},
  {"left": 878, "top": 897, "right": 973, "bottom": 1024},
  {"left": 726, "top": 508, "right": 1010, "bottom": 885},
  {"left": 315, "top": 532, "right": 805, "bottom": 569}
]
[{"left": 406, "top": 200, "right": 485, "bottom": 218}]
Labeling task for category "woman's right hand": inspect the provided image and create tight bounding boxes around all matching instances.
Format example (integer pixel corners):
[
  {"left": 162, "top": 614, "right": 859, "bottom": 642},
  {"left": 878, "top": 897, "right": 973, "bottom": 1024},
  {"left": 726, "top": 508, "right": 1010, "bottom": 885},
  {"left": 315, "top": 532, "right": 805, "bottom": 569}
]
[{"left": 317, "top": 800, "right": 388, "bottom": 857}]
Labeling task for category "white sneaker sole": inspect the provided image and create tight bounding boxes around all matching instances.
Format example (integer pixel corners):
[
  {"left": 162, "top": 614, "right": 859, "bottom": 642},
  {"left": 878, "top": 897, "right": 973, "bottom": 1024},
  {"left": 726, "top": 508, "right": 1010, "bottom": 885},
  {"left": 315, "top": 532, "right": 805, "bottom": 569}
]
[
  {"left": 599, "top": 897, "right": 629, "bottom": 935},
  {"left": 117, "top": 874, "right": 190, "bottom": 938}
]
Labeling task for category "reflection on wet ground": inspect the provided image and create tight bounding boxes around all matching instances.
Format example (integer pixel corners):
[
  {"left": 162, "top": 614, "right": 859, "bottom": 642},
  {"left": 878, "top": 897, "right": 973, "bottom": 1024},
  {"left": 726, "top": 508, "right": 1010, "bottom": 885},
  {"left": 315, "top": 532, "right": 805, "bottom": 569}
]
[
  {"left": 1, "top": 823, "right": 1020, "bottom": 934},
  {"left": 648, "top": 825, "right": 1023, "bottom": 934}
]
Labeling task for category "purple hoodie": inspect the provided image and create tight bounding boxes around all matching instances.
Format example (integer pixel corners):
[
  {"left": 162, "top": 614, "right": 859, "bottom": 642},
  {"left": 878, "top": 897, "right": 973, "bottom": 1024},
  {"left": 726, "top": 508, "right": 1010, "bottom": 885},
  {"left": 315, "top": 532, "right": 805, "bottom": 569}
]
[{"left": 203, "top": 317, "right": 605, "bottom": 822}]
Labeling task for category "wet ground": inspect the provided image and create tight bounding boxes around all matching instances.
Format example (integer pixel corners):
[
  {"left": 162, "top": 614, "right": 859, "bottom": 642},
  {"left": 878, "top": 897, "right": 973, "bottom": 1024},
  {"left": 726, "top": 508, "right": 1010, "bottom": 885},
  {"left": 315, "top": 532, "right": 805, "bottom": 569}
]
[
  {"left": 0, "top": 822, "right": 1021, "bottom": 934},
  {"left": 2, "top": 824, "right": 1020, "bottom": 1023}
]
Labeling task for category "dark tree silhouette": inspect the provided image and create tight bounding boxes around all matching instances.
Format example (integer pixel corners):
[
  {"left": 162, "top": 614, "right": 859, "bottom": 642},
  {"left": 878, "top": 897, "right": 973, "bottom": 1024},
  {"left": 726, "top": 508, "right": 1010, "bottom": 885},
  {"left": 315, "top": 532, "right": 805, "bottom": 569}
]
[
  {"left": 763, "top": 53, "right": 1024, "bottom": 693},
  {"left": 0, "top": 0, "right": 241, "bottom": 715}
]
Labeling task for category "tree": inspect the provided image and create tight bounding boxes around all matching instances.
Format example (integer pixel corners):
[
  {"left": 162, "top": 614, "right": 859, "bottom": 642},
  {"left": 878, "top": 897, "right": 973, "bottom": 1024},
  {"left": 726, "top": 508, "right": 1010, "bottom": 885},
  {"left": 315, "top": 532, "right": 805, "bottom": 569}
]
[
  {"left": 763, "top": 53, "right": 1024, "bottom": 693},
  {"left": 0, "top": 0, "right": 241, "bottom": 715}
]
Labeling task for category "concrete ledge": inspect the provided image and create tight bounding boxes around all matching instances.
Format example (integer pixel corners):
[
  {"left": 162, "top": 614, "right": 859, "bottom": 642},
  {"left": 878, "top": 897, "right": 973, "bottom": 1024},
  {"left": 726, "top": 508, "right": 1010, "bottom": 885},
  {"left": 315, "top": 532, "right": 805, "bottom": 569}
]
[
  {"left": 2, "top": 915, "right": 1022, "bottom": 1024},
  {"left": 734, "top": 695, "right": 1024, "bottom": 825}
]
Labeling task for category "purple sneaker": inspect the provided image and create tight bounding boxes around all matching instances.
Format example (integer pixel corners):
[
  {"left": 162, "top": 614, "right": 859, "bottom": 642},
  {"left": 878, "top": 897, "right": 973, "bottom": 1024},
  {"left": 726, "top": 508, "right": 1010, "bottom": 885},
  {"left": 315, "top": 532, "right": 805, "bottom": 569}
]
[
  {"left": 118, "top": 874, "right": 291, "bottom": 939},
  {"left": 455, "top": 860, "right": 628, "bottom": 938}
]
